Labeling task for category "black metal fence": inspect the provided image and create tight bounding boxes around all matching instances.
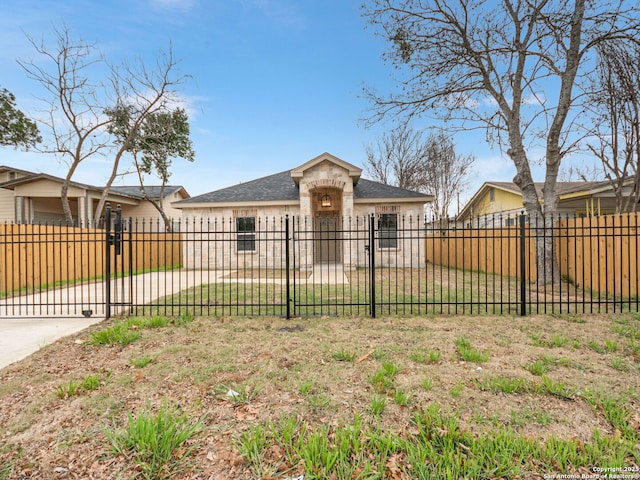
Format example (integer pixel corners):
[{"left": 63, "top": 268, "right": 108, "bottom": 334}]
[{"left": 1, "top": 211, "right": 639, "bottom": 318}]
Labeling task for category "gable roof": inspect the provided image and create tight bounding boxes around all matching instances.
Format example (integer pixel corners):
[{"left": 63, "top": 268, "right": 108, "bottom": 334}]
[
  {"left": 0, "top": 167, "right": 188, "bottom": 202},
  {"left": 0, "top": 165, "right": 40, "bottom": 178},
  {"left": 0, "top": 171, "right": 128, "bottom": 196}
]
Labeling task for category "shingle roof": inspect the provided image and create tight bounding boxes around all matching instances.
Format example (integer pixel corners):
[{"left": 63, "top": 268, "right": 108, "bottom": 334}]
[
  {"left": 177, "top": 170, "right": 430, "bottom": 205},
  {"left": 353, "top": 178, "right": 430, "bottom": 199},
  {"left": 178, "top": 171, "right": 299, "bottom": 203},
  {"left": 110, "top": 185, "right": 185, "bottom": 200}
]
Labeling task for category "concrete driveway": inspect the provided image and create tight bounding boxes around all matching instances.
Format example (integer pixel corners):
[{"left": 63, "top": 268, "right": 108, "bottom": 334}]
[
  {"left": 0, "top": 316, "right": 105, "bottom": 370},
  {"left": 0, "top": 266, "right": 343, "bottom": 370}
]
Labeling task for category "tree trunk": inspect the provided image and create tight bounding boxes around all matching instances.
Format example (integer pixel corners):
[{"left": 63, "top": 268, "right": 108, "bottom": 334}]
[{"left": 61, "top": 160, "right": 82, "bottom": 225}]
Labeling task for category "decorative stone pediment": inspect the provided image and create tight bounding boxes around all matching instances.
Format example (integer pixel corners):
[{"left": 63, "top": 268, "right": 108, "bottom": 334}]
[{"left": 290, "top": 152, "right": 361, "bottom": 186}]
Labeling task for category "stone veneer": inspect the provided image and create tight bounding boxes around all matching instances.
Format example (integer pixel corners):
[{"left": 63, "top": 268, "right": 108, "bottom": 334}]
[{"left": 178, "top": 156, "right": 427, "bottom": 271}]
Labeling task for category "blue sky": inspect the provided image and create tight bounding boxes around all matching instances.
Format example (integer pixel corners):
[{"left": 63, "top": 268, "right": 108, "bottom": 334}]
[{"left": 1, "top": 0, "right": 519, "bottom": 207}]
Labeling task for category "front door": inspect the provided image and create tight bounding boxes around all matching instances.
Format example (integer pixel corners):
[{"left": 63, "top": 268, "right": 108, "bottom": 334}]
[{"left": 314, "top": 215, "right": 341, "bottom": 264}]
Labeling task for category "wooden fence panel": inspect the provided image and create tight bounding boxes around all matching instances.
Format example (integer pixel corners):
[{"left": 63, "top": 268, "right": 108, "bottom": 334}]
[
  {"left": 425, "top": 226, "right": 534, "bottom": 279},
  {"left": 1, "top": 224, "right": 182, "bottom": 293},
  {"left": 557, "top": 213, "right": 640, "bottom": 298},
  {"left": 427, "top": 213, "right": 640, "bottom": 298}
]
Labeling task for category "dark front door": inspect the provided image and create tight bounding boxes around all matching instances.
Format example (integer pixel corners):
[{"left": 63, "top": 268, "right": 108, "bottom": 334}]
[{"left": 314, "top": 215, "right": 341, "bottom": 264}]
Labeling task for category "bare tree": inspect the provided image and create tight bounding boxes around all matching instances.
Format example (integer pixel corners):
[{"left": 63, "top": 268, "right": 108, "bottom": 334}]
[
  {"left": 364, "top": 123, "right": 427, "bottom": 190},
  {"left": 365, "top": 124, "right": 474, "bottom": 222},
  {"left": 587, "top": 40, "right": 640, "bottom": 213},
  {"left": 362, "top": 0, "right": 640, "bottom": 282},
  {"left": 18, "top": 25, "right": 189, "bottom": 226},
  {"left": 421, "top": 131, "right": 474, "bottom": 223},
  {"left": 558, "top": 163, "right": 601, "bottom": 182}
]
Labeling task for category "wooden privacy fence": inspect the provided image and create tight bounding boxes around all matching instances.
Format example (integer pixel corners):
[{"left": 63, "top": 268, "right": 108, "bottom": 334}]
[
  {"left": 557, "top": 213, "right": 639, "bottom": 298},
  {"left": 0, "top": 224, "right": 182, "bottom": 293},
  {"left": 425, "top": 212, "right": 640, "bottom": 298}
]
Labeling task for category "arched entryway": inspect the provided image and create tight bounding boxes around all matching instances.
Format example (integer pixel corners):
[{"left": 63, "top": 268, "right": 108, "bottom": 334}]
[{"left": 312, "top": 188, "right": 342, "bottom": 264}]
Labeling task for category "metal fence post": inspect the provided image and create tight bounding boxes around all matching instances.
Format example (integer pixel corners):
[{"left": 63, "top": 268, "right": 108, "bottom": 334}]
[
  {"left": 519, "top": 211, "right": 527, "bottom": 316},
  {"left": 285, "top": 215, "right": 291, "bottom": 320},
  {"left": 369, "top": 214, "right": 376, "bottom": 318},
  {"left": 105, "top": 203, "right": 112, "bottom": 320}
]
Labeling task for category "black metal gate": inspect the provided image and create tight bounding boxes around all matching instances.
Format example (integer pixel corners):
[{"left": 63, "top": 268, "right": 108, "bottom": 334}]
[{"left": 104, "top": 204, "right": 133, "bottom": 319}]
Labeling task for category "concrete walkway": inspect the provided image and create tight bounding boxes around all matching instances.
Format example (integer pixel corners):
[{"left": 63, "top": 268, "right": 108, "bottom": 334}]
[{"left": 0, "top": 266, "right": 349, "bottom": 369}]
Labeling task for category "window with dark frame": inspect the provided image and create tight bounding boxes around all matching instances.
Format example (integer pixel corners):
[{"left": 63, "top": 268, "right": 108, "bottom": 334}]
[
  {"left": 236, "top": 216, "right": 256, "bottom": 252},
  {"left": 378, "top": 213, "right": 398, "bottom": 249}
]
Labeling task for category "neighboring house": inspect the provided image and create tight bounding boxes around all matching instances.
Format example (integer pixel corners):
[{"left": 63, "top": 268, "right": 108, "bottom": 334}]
[
  {"left": 174, "top": 152, "right": 433, "bottom": 270},
  {"left": 0, "top": 165, "right": 33, "bottom": 223},
  {"left": 458, "top": 179, "right": 638, "bottom": 227},
  {"left": 110, "top": 186, "right": 190, "bottom": 230},
  {"left": 0, "top": 165, "right": 189, "bottom": 227}
]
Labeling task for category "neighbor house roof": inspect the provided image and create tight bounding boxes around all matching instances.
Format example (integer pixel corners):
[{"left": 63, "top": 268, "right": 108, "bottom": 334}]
[
  {"left": 110, "top": 185, "right": 189, "bottom": 200},
  {"left": 459, "top": 179, "right": 627, "bottom": 218},
  {"left": 175, "top": 170, "right": 432, "bottom": 207},
  {"left": 485, "top": 181, "right": 608, "bottom": 198},
  {"left": 0, "top": 172, "right": 140, "bottom": 199},
  {"left": 0, "top": 167, "right": 188, "bottom": 203}
]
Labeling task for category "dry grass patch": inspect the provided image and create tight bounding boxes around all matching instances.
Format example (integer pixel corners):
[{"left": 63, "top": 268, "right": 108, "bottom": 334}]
[{"left": 0, "top": 313, "right": 639, "bottom": 478}]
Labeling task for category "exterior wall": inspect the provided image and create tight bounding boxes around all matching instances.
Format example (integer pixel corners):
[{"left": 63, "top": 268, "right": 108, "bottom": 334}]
[
  {"left": 177, "top": 159, "right": 427, "bottom": 271},
  {"left": 297, "top": 160, "right": 354, "bottom": 217},
  {"left": 179, "top": 204, "right": 300, "bottom": 270},
  {"left": 464, "top": 189, "right": 524, "bottom": 227},
  {"left": 354, "top": 202, "right": 426, "bottom": 268},
  {"left": 179, "top": 201, "right": 427, "bottom": 271},
  {"left": 0, "top": 188, "right": 15, "bottom": 223}
]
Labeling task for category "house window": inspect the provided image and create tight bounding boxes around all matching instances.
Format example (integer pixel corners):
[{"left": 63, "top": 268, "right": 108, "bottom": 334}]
[
  {"left": 378, "top": 213, "right": 398, "bottom": 249},
  {"left": 489, "top": 187, "right": 495, "bottom": 202},
  {"left": 236, "top": 217, "right": 256, "bottom": 252}
]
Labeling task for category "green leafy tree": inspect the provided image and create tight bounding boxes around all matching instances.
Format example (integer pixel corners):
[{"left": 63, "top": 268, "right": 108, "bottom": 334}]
[
  {"left": 107, "top": 106, "right": 195, "bottom": 230},
  {"left": 0, "top": 87, "right": 41, "bottom": 149}
]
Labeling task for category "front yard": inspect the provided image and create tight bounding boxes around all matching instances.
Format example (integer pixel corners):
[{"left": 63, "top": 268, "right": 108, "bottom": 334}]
[{"left": 1, "top": 312, "right": 639, "bottom": 478}]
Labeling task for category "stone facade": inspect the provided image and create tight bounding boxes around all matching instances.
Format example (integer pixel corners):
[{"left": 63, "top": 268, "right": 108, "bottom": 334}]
[{"left": 175, "top": 153, "right": 431, "bottom": 271}]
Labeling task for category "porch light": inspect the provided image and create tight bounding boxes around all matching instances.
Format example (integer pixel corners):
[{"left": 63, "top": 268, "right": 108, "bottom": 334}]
[{"left": 321, "top": 194, "right": 332, "bottom": 207}]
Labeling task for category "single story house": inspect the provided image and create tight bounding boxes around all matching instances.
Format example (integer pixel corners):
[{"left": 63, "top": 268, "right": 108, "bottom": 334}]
[
  {"left": 173, "top": 152, "right": 433, "bottom": 270},
  {"left": 0, "top": 165, "right": 188, "bottom": 227},
  {"left": 458, "top": 179, "right": 638, "bottom": 227}
]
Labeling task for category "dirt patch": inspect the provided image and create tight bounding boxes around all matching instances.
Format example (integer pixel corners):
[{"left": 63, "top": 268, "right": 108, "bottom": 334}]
[{"left": 1, "top": 313, "right": 639, "bottom": 478}]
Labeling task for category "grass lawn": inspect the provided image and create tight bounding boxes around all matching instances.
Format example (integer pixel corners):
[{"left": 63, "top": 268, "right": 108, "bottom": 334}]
[{"left": 1, "top": 312, "right": 639, "bottom": 478}]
